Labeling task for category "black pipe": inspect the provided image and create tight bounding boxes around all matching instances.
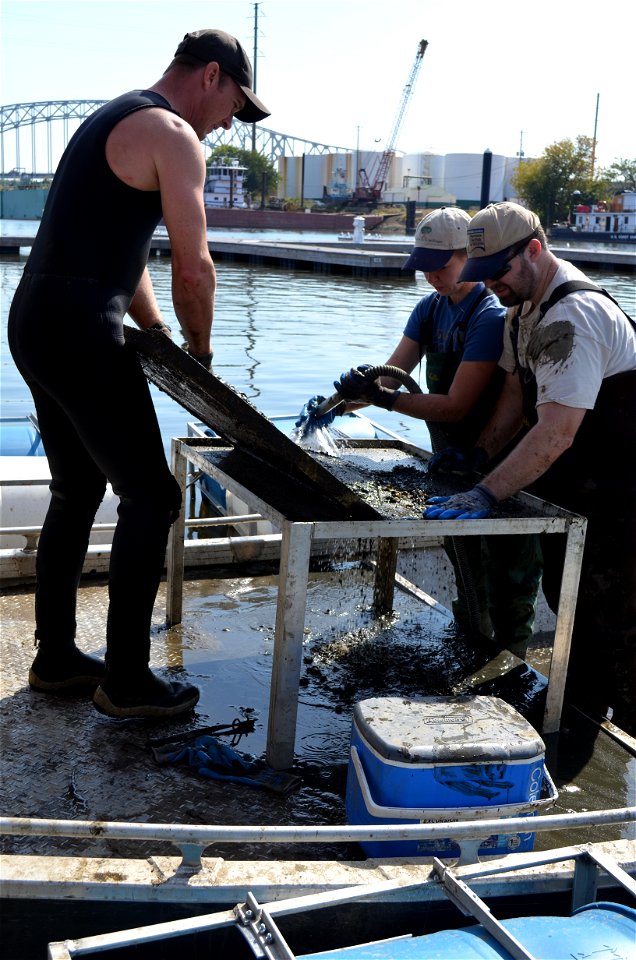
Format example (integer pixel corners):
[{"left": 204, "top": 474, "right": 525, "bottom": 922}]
[
  {"left": 480, "top": 150, "right": 492, "bottom": 209},
  {"left": 313, "top": 364, "right": 423, "bottom": 418}
]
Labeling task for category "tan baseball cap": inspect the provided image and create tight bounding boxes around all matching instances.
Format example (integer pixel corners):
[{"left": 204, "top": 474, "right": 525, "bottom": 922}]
[
  {"left": 402, "top": 207, "right": 470, "bottom": 272},
  {"left": 459, "top": 202, "right": 541, "bottom": 281}
]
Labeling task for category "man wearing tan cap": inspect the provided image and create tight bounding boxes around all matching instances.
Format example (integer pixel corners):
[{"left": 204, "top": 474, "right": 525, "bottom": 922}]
[
  {"left": 8, "top": 29, "right": 270, "bottom": 719},
  {"left": 313, "top": 207, "right": 542, "bottom": 658},
  {"left": 424, "top": 201, "right": 636, "bottom": 732}
]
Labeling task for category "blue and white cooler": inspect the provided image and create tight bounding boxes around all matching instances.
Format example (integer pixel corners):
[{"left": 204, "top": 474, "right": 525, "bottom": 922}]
[{"left": 345, "top": 695, "right": 558, "bottom": 859}]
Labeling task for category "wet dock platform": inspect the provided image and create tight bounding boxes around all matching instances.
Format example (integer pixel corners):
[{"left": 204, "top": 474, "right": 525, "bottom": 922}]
[
  {"left": 2, "top": 569, "right": 634, "bottom": 861},
  {"left": 2, "top": 569, "right": 634, "bottom": 960}
]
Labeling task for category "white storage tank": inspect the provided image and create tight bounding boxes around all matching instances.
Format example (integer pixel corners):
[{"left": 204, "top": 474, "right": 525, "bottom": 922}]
[{"left": 444, "top": 153, "right": 507, "bottom": 204}]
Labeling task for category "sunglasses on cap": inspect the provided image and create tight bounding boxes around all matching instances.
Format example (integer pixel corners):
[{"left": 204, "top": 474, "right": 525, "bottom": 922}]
[{"left": 488, "top": 232, "right": 538, "bottom": 282}]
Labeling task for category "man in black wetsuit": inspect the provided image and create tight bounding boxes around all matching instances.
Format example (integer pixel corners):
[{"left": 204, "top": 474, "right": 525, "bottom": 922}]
[{"left": 8, "top": 30, "right": 270, "bottom": 719}]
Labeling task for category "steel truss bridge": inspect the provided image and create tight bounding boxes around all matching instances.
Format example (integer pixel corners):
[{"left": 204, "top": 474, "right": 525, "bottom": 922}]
[{"left": 0, "top": 100, "right": 352, "bottom": 177}]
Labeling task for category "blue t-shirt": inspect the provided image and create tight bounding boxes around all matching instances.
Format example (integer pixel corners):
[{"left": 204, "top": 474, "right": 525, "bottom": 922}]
[{"left": 403, "top": 284, "right": 505, "bottom": 361}]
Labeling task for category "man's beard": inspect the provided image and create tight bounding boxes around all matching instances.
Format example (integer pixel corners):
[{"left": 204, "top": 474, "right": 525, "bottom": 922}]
[{"left": 493, "top": 259, "right": 535, "bottom": 307}]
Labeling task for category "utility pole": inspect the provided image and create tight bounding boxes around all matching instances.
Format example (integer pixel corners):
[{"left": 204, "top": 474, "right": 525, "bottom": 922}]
[
  {"left": 251, "top": 3, "right": 260, "bottom": 152},
  {"left": 591, "top": 93, "right": 599, "bottom": 180}
]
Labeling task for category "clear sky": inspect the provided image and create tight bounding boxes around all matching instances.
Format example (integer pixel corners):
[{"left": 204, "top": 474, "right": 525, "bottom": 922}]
[{"left": 1, "top": 0, "right": 634, "bottom": 169}]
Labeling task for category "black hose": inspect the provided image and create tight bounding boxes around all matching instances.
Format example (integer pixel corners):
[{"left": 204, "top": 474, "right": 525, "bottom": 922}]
[
  {"left": 360, "top": 364, "right": 423, "bottom": 396},
  {"left": 312, "top": 364, "right": 422, "bottom": 418}
]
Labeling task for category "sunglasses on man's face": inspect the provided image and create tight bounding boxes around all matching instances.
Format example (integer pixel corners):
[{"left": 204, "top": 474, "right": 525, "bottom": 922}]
[{"left": 488, "top": 235, "right": 535, "bottom": 282}]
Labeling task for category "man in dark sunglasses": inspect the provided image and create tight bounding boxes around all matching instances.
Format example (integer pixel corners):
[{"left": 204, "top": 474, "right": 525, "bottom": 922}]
[{"left": 424, "top": 201, "right": 636, "bottom": 734}]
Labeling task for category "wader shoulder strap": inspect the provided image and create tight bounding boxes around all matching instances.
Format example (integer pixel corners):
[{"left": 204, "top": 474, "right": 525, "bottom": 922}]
[
  {"left": 419, "top": 286, "right": 491, "bottom": 361},
  {"left": 418, "top": 293, "right": 441, "bottom": 360},
  {"left": 539, "top": 280, "right": 635, "bottom": 329},
  {"left": 454, "top": 286, "right": 491, "bottom": 348},
  {"left": 512, "top": 280, "right": 635, "bottom": 375}
]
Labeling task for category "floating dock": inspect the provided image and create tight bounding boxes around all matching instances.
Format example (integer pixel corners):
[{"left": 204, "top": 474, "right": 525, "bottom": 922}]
[{"left": 2, "top": 234, "right": 634, "bottom": 275}]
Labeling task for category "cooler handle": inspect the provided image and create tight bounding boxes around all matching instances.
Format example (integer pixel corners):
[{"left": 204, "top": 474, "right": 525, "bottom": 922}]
[{"left": 350, "top": 746, "right": 558, "bottom": 823}]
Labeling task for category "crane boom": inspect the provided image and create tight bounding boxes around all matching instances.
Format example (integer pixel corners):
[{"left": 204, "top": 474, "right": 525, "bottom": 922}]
[{"left": 356, "top": 39, "right": 428, "bottom": 202}]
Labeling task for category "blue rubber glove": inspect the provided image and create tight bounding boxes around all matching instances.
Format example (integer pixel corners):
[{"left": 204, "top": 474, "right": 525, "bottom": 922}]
[
  {"left": 423, "top": 483, "right": 498, "bottom": 520},
  {"left": 295, "top": 395, "right": 340, "bottom": 428},
  {"left": 334, "top": 365, "right": 399, "bottom": 409},
  {"left": 427, "top": 446, "right": 489, "bottom": 476}
]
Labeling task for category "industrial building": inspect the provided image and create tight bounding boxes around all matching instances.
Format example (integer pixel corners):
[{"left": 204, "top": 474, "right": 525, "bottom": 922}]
[{"left": 277, "top": 149, "right": 523, "bottom": 208}]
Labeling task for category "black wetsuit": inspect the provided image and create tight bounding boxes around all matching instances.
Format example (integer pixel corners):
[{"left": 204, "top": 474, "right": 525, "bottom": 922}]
[{"left": 8, "top": 91, "right": 182, "bottom": 676}]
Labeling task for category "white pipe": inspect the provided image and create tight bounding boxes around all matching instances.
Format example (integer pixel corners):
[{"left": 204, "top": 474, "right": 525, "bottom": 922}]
[{"left": 2, "top": 808, "right": 634, "bottom": 847}]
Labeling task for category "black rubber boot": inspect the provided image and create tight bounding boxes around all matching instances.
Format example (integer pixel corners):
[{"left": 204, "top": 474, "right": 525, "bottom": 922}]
[
  {"left": 93, "top": 668, "right": 200, "bottom": 719},
  {"left": 29, "top": 646, "right": 107, "bottom": 692}
]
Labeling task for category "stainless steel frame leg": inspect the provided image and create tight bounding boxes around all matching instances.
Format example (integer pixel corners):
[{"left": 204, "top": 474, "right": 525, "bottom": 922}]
[{"left": 267, "top": 521, "right": 313, "bottom": 770}]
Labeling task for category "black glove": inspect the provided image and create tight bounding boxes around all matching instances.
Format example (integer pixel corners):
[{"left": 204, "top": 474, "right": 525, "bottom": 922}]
[
  {"left": 334, "top": 366, "right": 399, "bottom": 410},
  {"left": 359, "top": 380, "right": 400, "bottom": 410},
  {"left": 183, "top": 345, "right": 213, "bottom": 370},
  {"left": 192, "top": 351, "right": 213, "bottom": 370},
  {"left": 148, "top": 322, "right": 172, "bottom": 337},
  {"left": 426, "top": 445, "right": 488, "bottom": 476}
]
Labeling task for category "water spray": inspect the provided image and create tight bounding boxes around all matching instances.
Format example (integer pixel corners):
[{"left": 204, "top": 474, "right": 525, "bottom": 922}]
[{"left": 293, "top": 366, "right": 422, "bottom": 457}]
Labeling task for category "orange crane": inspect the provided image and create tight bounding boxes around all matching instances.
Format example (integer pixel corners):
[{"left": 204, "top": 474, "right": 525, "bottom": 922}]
[{"left": 355, "top": 39, "right": 428, "bottom": 203}]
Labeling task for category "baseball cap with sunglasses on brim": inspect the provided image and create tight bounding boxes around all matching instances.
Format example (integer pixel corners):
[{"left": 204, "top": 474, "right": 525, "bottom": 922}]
[
  {"left": 458, "top": 202, "right": 541, "bottom": 282},
  {"left": 486, "top": 232, "right": 539, "bottom": 282}
]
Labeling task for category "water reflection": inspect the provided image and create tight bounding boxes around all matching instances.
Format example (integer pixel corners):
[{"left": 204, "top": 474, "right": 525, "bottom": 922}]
[{"left": 1, "top": 230, "right": 634, "bottom": 456}]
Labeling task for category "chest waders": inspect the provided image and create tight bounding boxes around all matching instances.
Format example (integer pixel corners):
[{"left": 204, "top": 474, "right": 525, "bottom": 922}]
[
  {"left": 420, "top": 288, "right": 500, "bottom": 454},
  {"left": 420, "top": 290, "right": 504, "bottom": 640},
  {"left": 510, "top": 282, "right": 636, "bottom": 727}
]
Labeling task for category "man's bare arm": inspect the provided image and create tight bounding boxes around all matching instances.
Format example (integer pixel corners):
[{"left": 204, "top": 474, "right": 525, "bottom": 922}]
[
  {"left": 155, "top": 121, "right": 215, "bottom": 355},
  {"left": 106, "top": 108, "right": 215, "bottom": 356},
  {"left": 127, "top": 267, "right": 167, "bottom": 330}
]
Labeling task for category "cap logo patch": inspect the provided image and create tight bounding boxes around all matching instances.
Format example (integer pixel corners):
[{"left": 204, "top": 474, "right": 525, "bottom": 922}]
[
  {"left": 420, "top": 226, "right": 433, "bottom": 235},
  {"left": 467, "top": 227, "right": 486, "bottom": 252}
]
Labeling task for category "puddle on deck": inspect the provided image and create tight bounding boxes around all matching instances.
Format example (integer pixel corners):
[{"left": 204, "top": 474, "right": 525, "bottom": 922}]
[{"left": 1, "top": 559, "right": 634, "bottom": 863}]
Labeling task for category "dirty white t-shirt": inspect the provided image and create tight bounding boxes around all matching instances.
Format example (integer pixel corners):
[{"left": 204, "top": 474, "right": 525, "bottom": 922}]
[{"left": 500, "top": 260, "right": 636, "bottom": 409}]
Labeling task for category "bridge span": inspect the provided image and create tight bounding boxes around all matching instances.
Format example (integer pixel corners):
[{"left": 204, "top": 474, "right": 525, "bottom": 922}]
[{"left": 0, "top": 100, "right": 351, "bottom": 176}]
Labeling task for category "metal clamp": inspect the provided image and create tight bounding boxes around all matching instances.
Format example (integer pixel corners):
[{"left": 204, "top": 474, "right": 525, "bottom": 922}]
[{"left": 235, "top": 892, "right": 296, "bottom": 959}]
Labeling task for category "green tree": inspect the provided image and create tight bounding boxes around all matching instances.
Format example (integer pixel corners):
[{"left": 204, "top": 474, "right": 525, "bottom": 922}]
[
  {"left": 512, "top": 136, "right": 610, "bottom": 225},
  {"left": 206, "top": 146, "right": 279, "bottom": 201},
  {"left": 600, "top": 158, "right": 636, "bottom": 192}
]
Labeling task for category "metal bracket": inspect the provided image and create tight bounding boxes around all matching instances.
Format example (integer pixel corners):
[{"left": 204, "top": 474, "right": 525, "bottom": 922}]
[
  {"left": 432, "top": 857, "right": 537, "bottom": 960},
  {"left": 234, "top": 892, "right": 296, "bottom": 959}
]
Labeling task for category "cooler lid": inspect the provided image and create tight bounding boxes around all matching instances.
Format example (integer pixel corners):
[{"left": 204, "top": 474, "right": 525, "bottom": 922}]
[{"left": 353, "top": 696, "right": 545, "bottom": 763}]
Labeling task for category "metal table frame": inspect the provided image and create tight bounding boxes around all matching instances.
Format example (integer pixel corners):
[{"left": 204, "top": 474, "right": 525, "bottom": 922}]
[{"left": 166, "top": 437, "right": 587, "bottom": 770}]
